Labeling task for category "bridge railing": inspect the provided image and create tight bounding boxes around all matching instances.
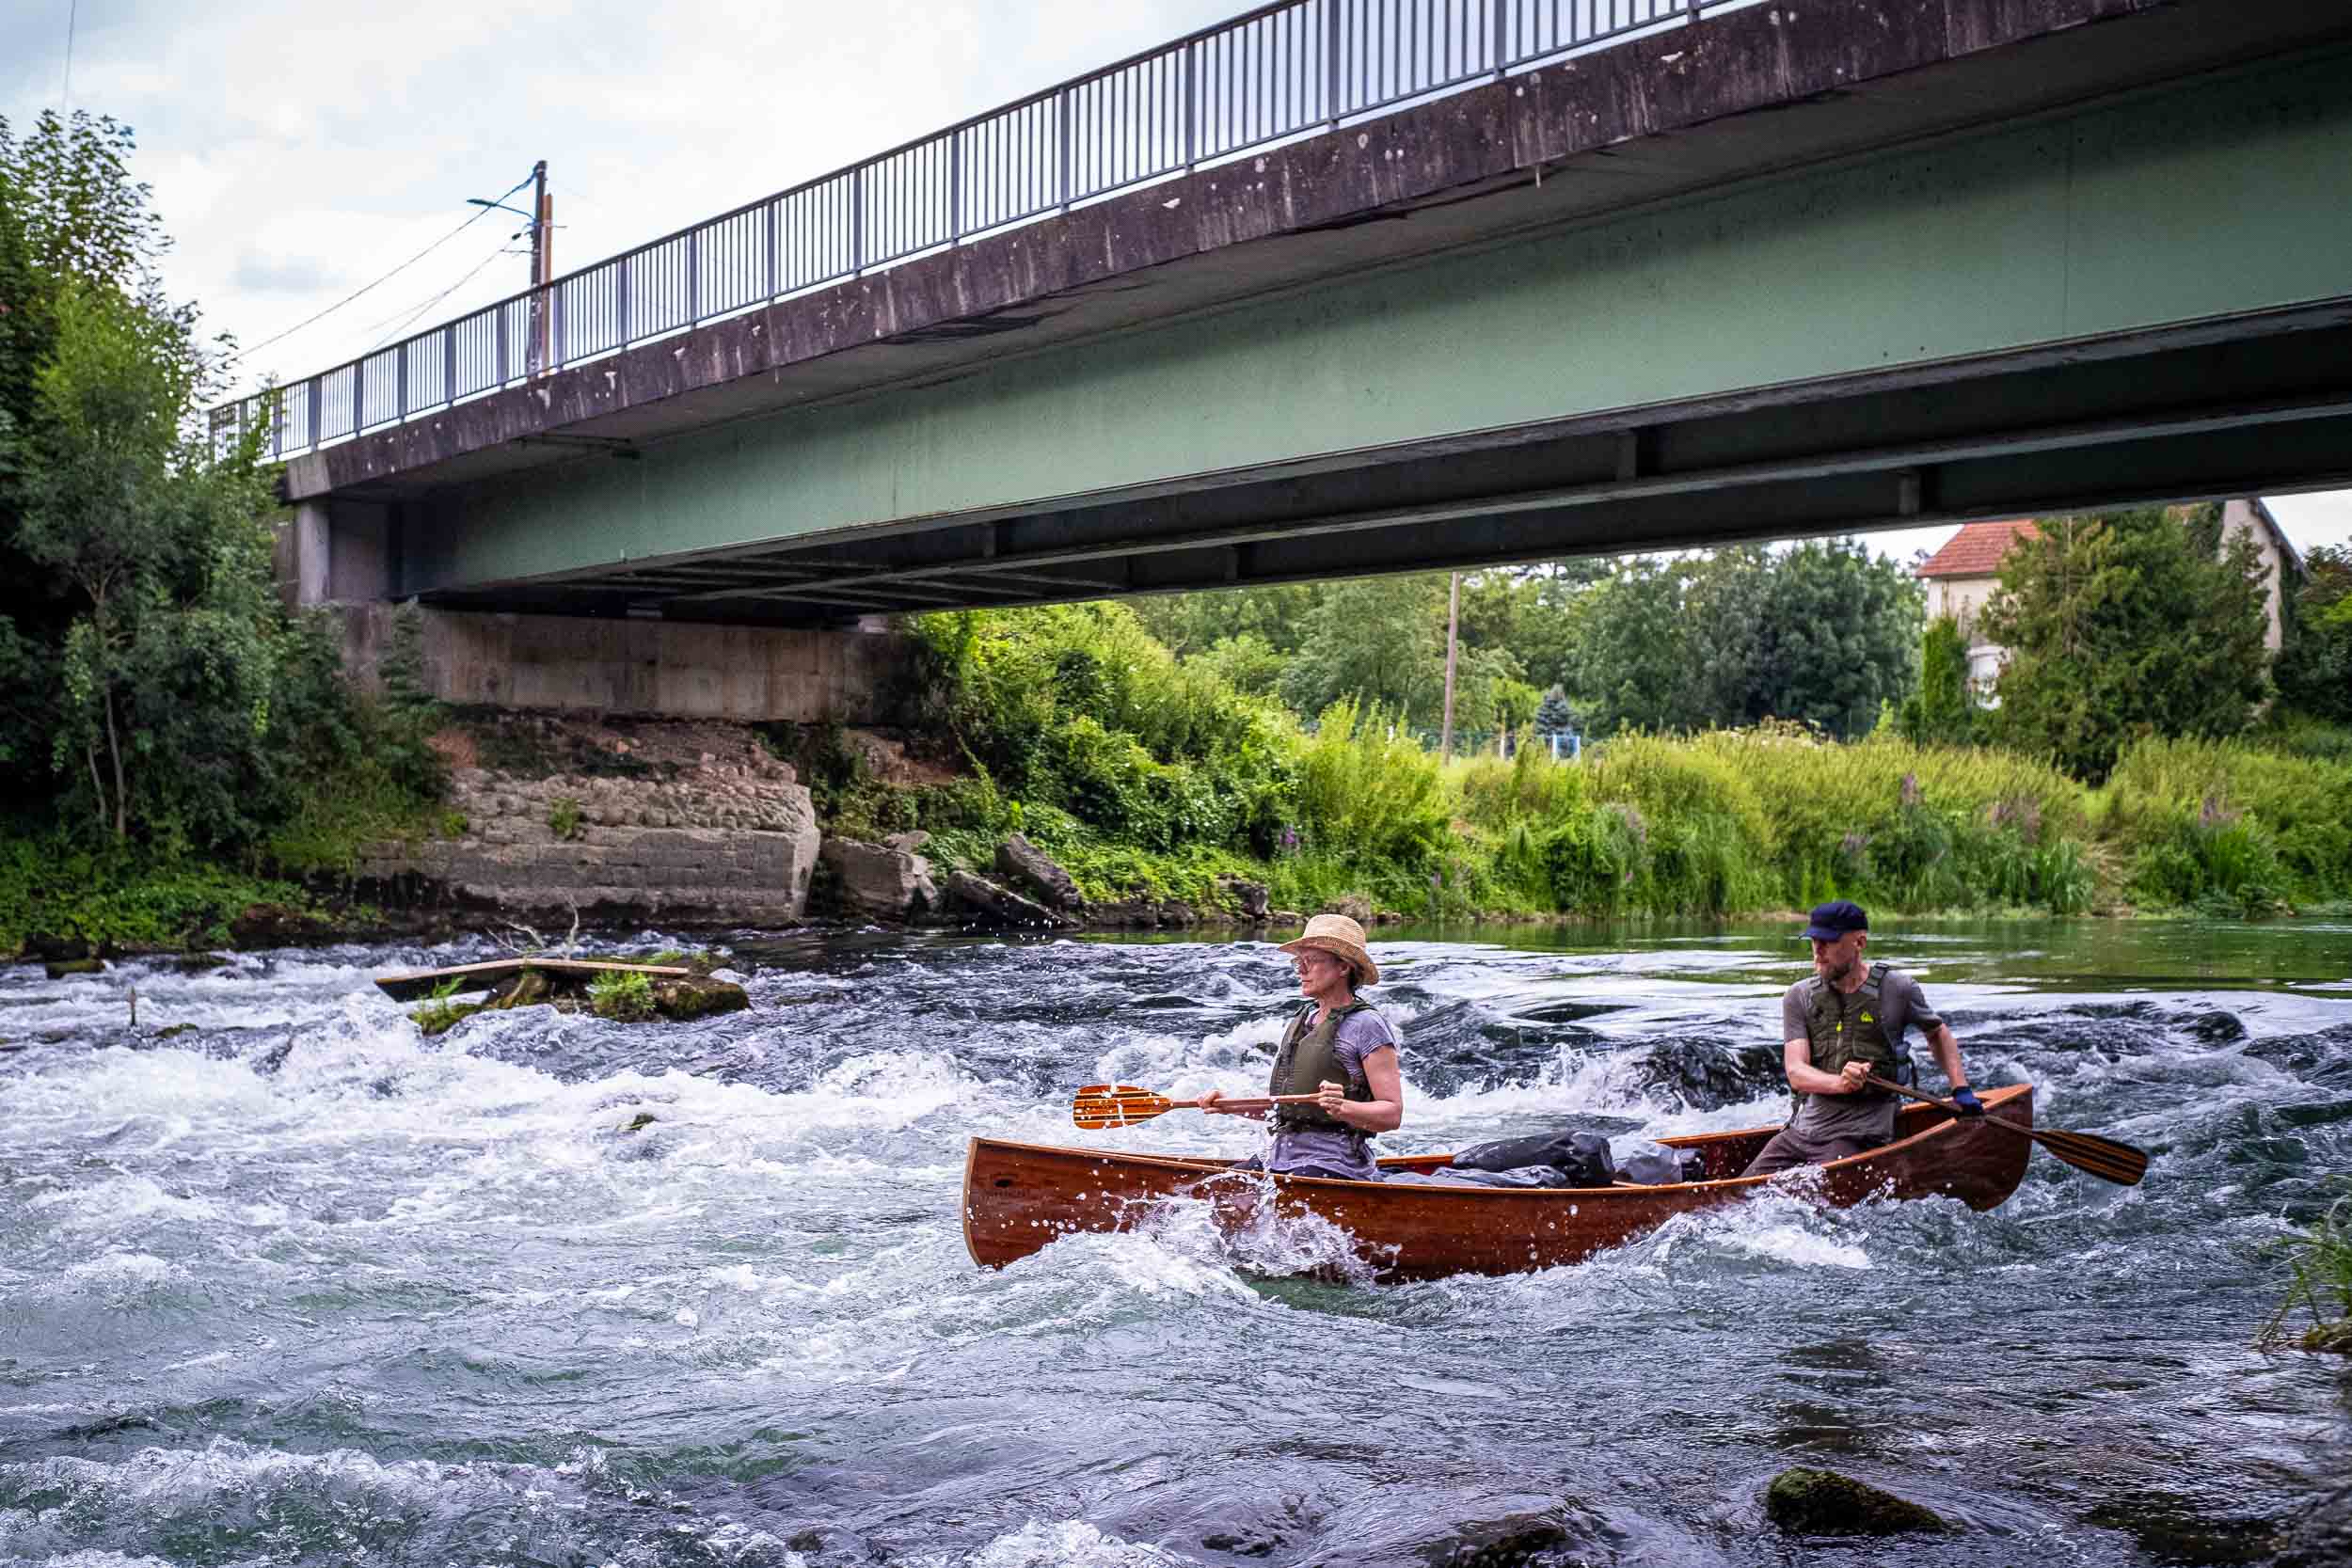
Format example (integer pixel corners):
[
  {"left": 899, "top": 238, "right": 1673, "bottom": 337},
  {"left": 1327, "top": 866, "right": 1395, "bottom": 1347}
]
[{"left": 214, "top": 0, "right": 1722, "bottom": 461}]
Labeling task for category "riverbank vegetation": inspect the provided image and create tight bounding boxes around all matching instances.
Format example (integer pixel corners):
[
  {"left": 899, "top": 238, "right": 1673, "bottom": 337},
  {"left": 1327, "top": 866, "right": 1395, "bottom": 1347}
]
[
  {"left": 794, "top": 592, "right": 2352, "bottom": 923},
  {"left": 0, "top": 112, "right": 443, "bottom": 956}
]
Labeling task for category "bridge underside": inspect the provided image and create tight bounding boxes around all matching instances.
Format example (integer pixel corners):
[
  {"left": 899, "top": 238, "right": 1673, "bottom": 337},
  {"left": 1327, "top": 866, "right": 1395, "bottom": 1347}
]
[{"left": 335, "top": 27, "right": 2352, "bottom": 625}]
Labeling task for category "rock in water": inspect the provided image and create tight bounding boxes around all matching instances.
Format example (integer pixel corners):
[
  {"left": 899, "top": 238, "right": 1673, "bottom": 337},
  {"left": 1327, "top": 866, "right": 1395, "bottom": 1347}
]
[
  {"left": 818, "top": 836, "right": 939, "bottom": 922},
  {"left": 1764, "top": 1467, "right": 1951, "bottom": 1535},
  {"left": 994, "top": 833, "right": 1083, "bottom": 911},
  {"left": 651, "top": 976, "right": 751, "bottom": 1021},
  {"left": 946, "top": 871, "right": 1068, "bottom": 927}
]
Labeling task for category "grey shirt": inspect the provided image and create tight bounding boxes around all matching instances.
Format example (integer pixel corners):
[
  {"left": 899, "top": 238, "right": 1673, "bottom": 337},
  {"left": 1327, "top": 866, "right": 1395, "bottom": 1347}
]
[
  {"left": 1265, "top": 1005, "right": 1400, "bottom": 1180},
  {"left": 1782, "top": 968, "right": 1943, "bottom": 1144}
]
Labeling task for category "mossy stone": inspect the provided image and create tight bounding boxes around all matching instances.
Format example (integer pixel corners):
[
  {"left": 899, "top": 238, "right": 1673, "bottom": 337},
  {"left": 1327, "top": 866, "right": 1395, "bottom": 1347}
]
[
  {"left": 1764, "top": 1467, "right": 1951, "bottom": 1535},
  {"left": 152, "top": 1023, "right": 200, "bottom": 1039},
  {"left": 651, "top": 976, "right": 750, "bottom": 1021},
  {"left": 620, "top": 1111, "right": 658, "bottom": 1132},
  {"left": 45, "top": 958, "right": 105, "bottom": 978}
]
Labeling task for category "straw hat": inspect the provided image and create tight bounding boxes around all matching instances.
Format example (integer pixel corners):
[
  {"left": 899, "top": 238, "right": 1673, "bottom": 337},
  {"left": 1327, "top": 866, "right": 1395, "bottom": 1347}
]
[{"left": 1279, "top": 913, "right": 1381, "bottom": 987}]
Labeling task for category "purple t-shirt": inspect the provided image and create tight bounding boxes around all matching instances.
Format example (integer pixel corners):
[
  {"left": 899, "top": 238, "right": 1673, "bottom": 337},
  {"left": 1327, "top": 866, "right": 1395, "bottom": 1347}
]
[{"left": 1265, "top": 1005, "right": 1399, "bottom": 1180}]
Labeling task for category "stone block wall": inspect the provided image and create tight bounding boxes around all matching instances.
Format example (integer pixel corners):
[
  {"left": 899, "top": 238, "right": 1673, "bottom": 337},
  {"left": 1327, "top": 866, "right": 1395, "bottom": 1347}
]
[{"left": 359, "top": 754, "right": 820, "bottom": 926}]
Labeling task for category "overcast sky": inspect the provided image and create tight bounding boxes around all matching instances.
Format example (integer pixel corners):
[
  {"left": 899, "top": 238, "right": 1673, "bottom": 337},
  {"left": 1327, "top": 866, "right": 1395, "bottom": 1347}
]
[{"left": 6, "top": 0, "right": 2348, "bottom": 562}]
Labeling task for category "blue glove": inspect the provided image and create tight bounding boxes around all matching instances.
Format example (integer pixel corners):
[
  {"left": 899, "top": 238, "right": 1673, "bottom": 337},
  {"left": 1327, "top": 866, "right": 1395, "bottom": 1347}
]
[{"left": 1949, "top": 1085, "right": 1985, "bottom": 1117}]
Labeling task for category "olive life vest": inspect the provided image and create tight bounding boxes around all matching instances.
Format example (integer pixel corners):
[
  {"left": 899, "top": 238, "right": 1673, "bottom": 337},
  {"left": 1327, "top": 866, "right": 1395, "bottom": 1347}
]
[
  {"left": 1791, "top": 960, "right": 1914, "bottom": 1118},
  {"left": 1268, "top": 1000, "right": 1378, "bottom": 1132}
]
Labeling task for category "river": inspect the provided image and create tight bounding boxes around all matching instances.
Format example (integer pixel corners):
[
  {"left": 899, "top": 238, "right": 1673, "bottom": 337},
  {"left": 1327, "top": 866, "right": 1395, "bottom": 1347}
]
[{"left": 3, "top": 918, "right": 2348, "bottom": 1566}]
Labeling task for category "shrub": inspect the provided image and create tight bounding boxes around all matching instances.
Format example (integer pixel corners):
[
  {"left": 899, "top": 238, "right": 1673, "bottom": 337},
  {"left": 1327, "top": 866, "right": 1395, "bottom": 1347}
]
[{"left": 589, "top": 969, "right": 655, "bottom": 1022}]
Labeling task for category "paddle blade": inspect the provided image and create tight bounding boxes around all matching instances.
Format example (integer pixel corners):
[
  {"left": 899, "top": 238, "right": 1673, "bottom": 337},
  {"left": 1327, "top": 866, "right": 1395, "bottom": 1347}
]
[
  {"left": 2026, "top": 1125, "right": 2148, "bottom": 1187},
  {"left": 1073, "top": 1084, "right": 1176, "bottom": 1131}
]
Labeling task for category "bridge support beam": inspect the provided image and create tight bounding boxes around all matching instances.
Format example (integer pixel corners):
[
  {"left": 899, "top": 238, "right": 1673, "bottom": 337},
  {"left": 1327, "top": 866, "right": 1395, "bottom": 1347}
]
[{"left": 335, "top": 603, "right": 906, "bottom": 724}]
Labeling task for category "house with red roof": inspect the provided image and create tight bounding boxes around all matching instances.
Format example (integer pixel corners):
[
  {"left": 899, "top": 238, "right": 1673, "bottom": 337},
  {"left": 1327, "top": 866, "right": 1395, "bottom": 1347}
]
[{"left": 1915, "top": 500, "right": 2303, "bottom": 695}]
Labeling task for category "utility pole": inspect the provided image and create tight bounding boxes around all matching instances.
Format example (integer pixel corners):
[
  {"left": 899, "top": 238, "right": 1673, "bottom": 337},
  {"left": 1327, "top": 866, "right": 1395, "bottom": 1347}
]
[
  {"left": 527, "top": 160, "right": 551, "bottom": 377},
  {"left": 1439, "top": 571, "right": 1460, "bottom": 760}
]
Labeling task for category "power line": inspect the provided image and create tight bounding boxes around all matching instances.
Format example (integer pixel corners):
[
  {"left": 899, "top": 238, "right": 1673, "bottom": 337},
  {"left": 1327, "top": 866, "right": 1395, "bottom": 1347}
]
[
  {"left": 234, "top": 168, "right": 534, "bottom": 363},
  {"left": 364, "top": 236, "right": 518, "bottom": 354},
  {"left": 61, "top": 0, "right": 76, "bottom": 111}
]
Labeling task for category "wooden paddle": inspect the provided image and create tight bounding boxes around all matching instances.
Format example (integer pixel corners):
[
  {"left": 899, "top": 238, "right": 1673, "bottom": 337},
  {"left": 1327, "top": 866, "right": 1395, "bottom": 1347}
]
[
  {"left": 1073, "top": 1083, "right": 1324, "bottom": 1131},
  {"left": 1865, "top": 1075, "right": 2148, "bottom": 1186}
]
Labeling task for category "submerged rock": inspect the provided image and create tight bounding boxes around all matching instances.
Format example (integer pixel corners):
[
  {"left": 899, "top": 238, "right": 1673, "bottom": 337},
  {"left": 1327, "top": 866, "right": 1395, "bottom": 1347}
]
[
  {"left": 44, "top": 958, "right": 105, "bottom": 978},
  {"left": 1764, "top": 1467, "right": 1950, "bottom": 1535}
]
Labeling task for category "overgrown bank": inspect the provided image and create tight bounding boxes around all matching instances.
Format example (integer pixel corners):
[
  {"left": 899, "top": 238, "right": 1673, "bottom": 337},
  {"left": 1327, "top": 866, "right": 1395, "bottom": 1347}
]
[{"left": 771, "top": 601, "right": 2352, "bottom": 926}]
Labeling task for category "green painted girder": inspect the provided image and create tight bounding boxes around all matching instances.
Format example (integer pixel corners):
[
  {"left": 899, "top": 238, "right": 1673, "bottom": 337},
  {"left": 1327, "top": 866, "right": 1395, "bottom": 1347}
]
[{"left": 410, "top": 45, "right": 2352, "bottom": 598}]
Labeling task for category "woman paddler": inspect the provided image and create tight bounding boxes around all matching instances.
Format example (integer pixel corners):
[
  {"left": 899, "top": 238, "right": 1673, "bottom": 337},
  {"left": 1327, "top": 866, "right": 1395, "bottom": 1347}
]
[{"left": 1198, "top": 913, "right": 1404, "bottom": 1181}]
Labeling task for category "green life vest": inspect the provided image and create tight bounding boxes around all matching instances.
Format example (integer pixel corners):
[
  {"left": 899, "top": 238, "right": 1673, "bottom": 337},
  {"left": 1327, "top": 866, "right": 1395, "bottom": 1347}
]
[
  {"left": 1268, "top": 1000, "right": 1377, "bottom": 1132},
  {"left": 1792, "top": 961, "right": 1912, "bottom": 1117}
]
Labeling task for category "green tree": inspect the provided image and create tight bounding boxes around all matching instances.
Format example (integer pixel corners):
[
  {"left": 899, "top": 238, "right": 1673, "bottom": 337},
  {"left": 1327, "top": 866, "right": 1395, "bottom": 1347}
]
[
  {"left": 2276, "top": 544, "right": 2352, "bottom": 723},
  {"left": 1896, "top": 614, "right": 1980, "bottom": 747},
  {"left": 1565, "top": 557, "right": 1694, "bottom": 736},
  {"left": 1279, "top": 574, "right": 1447, "bottom": 724},
  {"left": 1534, "top": 685, "right": 1577, "bottom": 737},
  {"left": 1129, "top": 580, "right": 1322, "bottom": 657},
  {"left": 0, "top": 110, "right": 428, "bottom": 856},
  {"left": 1981, "top": 505, "right": 2271, "bottom": 782}
]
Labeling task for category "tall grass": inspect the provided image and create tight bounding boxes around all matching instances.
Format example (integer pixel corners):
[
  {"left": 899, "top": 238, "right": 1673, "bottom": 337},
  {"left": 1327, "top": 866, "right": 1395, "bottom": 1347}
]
[
  {"left": 892, "top": 606, "right": 2349, "bottom": 921},
  {"left": 2259, "top": 1188, "right": 2352, "bottom": 1354}
]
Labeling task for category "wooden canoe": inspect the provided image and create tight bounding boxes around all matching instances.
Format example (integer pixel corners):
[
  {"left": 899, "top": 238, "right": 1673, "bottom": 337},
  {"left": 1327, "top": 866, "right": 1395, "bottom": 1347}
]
[{"left": 963, "top": 1083, "right": 2033, "bottom": 1281}]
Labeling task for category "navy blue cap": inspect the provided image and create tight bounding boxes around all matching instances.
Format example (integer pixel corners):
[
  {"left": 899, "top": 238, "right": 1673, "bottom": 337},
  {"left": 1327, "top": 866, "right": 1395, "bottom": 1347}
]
[{"left": 1803, "top": 900, "right": 1869, "bottom": 942}]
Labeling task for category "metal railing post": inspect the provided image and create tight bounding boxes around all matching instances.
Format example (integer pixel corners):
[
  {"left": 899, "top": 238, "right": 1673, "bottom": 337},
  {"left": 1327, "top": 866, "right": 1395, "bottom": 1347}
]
[
  {"left": 1058, "top": 90, "right": 1072, "bottom": 209},
  {"left": 397, "top": 342, "right": 409, "bottom": 420},
  {"left": 307, "top": 374, "right": 321, "bottom": 451},
  {"left": 1493, "top": 0, "right": 1507, "bottom": 73},
  {"left": 496, "top": 301, "right": 510, "bottom": 386},
  {"left": 853, "top": 165, "right": 866, "bottom": 273},
  {"left": 618, "top": 256, "right": 633, "bottom": 347},
  {"left": 1327, "top": 0, "right": 1343, "bottom": 124},
  {"left": 686, "top": 230, "right": 701, "bottom": 324},
  {"left": 442, "top": 329, "right": 455, "bottom": 408},
  {"left": 351, "top": 360, "right": 363, "bottom": 434},
  {"left": 765, "top": 198, "right": 780, "bottom": 300},
  {"left": 1184, "top": 40, "right": 1198, "bottom": 167},
  {"left": 949, "top": 130, "right": 963, "bottom": 243},
  {"left": 554, "top": 282, "right": 568, "bottom": 368}
]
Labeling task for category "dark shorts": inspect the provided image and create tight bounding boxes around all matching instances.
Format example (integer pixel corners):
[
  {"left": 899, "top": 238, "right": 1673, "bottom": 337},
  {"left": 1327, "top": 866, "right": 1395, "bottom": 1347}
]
[{"left": 1740, "top": 1125, "right": 1890, "bottom": 1177}]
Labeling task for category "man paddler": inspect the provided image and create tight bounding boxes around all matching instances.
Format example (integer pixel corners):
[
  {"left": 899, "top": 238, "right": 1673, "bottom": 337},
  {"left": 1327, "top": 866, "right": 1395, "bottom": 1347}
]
[
  {"left": 1199, "top": 913, "right": 1404, "bottom": 1181},
  {"left": 1740, "top": 900, "right": 1984, "bottom": 1177}
]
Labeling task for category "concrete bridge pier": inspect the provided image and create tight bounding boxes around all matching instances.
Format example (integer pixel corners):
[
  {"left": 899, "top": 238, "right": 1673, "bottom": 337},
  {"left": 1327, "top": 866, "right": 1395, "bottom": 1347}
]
[{"left": 278, "top": 500, "right": 908, "bottom": 727}]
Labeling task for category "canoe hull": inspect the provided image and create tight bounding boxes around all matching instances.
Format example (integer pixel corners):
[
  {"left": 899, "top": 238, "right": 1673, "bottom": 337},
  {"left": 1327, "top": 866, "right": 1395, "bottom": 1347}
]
[{"left": 963, "top": 1084, "right": 2032, "bottom": 1281}]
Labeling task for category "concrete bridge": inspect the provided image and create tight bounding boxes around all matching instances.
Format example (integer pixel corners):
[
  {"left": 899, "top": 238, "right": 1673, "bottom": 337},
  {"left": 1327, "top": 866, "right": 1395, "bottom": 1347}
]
[{"left": 243, "top": 0, "right": 2352, "bottom": 695}]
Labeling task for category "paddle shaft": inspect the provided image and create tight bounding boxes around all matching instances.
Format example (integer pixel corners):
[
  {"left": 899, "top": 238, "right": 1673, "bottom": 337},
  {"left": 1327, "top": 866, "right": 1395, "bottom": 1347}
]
[{"left": 1862, "top": 1073, "right": 2146, "bottom": 1184}]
